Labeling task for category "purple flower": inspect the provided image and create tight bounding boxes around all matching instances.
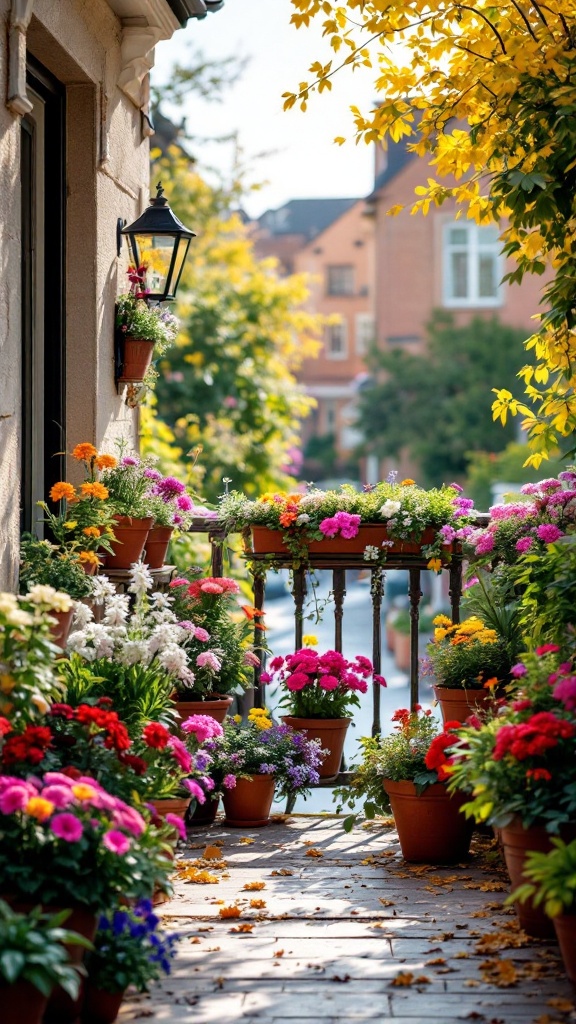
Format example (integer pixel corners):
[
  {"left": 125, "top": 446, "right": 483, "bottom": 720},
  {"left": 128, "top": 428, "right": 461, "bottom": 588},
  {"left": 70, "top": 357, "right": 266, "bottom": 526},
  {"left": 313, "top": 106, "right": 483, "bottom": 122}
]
[
  {"left": 463, "top": 576, "right": 479, "bottom": 590},
  {"left": 144, "top": 468, "right": 162, "bottom": 480},
  {"left": 449, "top": 482, "right": 463, "bottom": 493},
  {"left": 259, "top": 763, "right": 276, "bottom": 774},
  {"left": 538, "top": 478, "right": 563, "bottom": 492},
  {"left": 511, "top": 663, "right": 527, "bottom": 678},
  {"left": 520, "top": 483, "right": 541, "bottom": 495},
  {"left": 559, "top": 471, "right": 576, "bottom": 483},
  {"left": 439, "top": 524, "right": 456, "bottom": 544},
  {"left": 51, "top": 813, "right": 83, "bottom": 842},
  {"left": 158, "top": 476, "right": 186, "bottom": 499},
  {"left": 452, "top": 497, "right": 474, "bottom": 513},
  {"left": 177, "top": 494, "right": 194, "bottom": 511},
  {"left": 536, "top": 523, "right": 564, "bottom": 543},
  {"left": 386, "top": 470, "right": 398, "bottom": 483},
  {"left": 102, "top": 829, "right": 131, "bottom": 854},
  {"left": 121, "top": 456, "right": 139, "bottom": 466},
  {"left": 223, "top": 774, "right": 237, "bottom": 789}
]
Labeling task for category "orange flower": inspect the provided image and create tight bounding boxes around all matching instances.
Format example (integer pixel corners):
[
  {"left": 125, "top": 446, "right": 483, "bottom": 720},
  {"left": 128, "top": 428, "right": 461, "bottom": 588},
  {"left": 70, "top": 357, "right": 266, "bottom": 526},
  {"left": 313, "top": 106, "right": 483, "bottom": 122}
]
[
  {"left": 80, "top": 482, "right": 109, "bottom": 500},
  {"left": 82, "top": 526, "right": 101, "bottom": 538},
  {"left": 219, "top": 905, "right": 242, "bottom": 919},
  {"left": 400, "top": 478, "right": 416, "bottom": 486},
  {"left": 95, "top": 453, "right": 117, "bottom": 470},
  {"left": 78, "top": 551, "right": 100, "bottom": 565},
  {"left": 25, "top": 797, "right": 54, "bottom": 822},
  {"left": 72, "top": 443, "right": 98, "bottom": 461},
  {"left": 483, "top": 677, "right": 500, "bottom": 691},
  {"left": 279, "top": 510, "right": 298, "bottom": 527},
  {"left": 71, "top": 783, "right": 97, "bottom": 801},
  {"left": 49, "top": 481, "right": 76, "bottom": 503},
  {"left": 241, "top": 605, "right": 266, "bottom": 620}
]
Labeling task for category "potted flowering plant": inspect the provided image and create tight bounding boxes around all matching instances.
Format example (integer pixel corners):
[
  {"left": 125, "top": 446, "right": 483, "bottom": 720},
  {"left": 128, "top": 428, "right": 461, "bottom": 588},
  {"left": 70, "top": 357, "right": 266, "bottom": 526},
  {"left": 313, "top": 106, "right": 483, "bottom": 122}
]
[
  {"left": 336, "top": 707, "right": 473, "bottom": 862},
  {"left": 262, "top": 647, "right": 385, "bottom": 780},
  {"left": 423, "top": 613, "right": 512, "bottom": 722},
  {"left": 19, "top": 535, "right": 94, "bottom": 611},
  {"left": 37, "top": 442, "right": 119, "bottom": 571},
  {"left": 0, "top": 586, "right": 70, "bottom": 721},
  {"left": 115, "top": 270, "right": 179, "bottom": 387},
  {"left": 0, "top": 900, "right": 89, "bottom": 1024},
  {"left": 63, "top": 565, "right": 193, "bottom": 734},
  {"left": 200, "top": 707, "right": 325, "bottom": 826},
  {"left": 141, "top": 472, "right": 200, "bottom": 569},
  {"left": 219, "top": 477, "right": 476, "bottom": 572},
  {"left": 168, "top": 574, "right": 260, "bottom": 720},
  {"left": 447, "top": 646, "right": 576, "bottom": 936},
  {"left": 82, "top": 899, "right": 181, "bottom": 1024},
  {"left": 97, "top": 447, "right": 159, "bottom": 568},
  {"left": 507, "top": 838, "right": 576, "bottom": 983}
]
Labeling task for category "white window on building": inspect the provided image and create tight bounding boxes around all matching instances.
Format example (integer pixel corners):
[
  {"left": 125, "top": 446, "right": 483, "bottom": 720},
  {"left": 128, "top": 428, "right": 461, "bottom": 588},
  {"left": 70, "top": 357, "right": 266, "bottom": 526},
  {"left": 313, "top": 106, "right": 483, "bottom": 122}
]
[
  {"left": 355, "top": 313, "right": 375, "bottom": 356},
  {"left": 443, "top": 223, "right": 503, "bottom": 307},
  {"left": 325, "top": 321, "right": 348, "bottom": 360},
  {"left": 327, "top": 264, "right": 355, "bottom": 295}
]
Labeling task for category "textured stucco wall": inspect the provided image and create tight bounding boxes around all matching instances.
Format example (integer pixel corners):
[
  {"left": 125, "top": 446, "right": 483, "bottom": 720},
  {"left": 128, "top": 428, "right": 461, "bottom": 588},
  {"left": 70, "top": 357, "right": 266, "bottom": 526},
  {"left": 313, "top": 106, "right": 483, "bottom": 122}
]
[{"left": 0, "top": 0, "right": 166, "bottom": 588}]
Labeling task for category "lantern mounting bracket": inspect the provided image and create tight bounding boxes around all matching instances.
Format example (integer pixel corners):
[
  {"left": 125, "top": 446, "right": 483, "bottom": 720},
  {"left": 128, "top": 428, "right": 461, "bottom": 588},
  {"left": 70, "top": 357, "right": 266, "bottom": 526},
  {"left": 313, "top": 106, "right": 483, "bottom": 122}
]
[{"left": 116, "top": 218, "right": 126, "bottom": 258}]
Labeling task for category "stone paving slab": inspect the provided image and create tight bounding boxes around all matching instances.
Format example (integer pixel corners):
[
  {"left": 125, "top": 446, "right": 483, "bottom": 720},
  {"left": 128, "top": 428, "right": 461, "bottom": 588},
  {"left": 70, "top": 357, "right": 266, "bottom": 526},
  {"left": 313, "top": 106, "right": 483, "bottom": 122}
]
[{"left": 119, "top": 815, "right": 575, "bottom": 1024}]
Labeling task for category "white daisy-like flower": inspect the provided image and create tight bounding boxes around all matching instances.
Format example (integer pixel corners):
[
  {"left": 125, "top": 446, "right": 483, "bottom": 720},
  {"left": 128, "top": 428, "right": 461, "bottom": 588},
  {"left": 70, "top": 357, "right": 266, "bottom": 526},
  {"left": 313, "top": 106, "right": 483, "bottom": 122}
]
[
  {"left": 379, "top": 500, "right": 402, "bottom": 519},
  {"left": 118, "top": 640, "right": 149, "bottom": 666},
  {"left": 90, "top": 625, "right": 116, "bottom": 659},
  {"left": 0, "top": 593, "right": 19, "bottom": 614},
  {"left": 5, "top": 608, "right": 34, "bottom": 627},
  {"left": 363, "top": 545, "right": 380, "bottom": 561}
]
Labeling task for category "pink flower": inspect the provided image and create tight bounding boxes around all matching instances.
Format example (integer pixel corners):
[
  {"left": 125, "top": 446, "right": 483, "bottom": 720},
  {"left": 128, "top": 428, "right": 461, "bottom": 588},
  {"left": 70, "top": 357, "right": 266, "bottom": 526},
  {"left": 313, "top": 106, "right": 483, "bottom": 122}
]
[
  {"left": 553, "top": 676, "right": 576, "bottom": 711},
  {"left": 177, "top": 494, "right": 194, "bottom": 511},
  {"left": 102, "top": 829, "right": 131, "bottom": 855},
  {"left": 196, "top": 651, "right": 222, "bottom": 672},
  {"left": 511, "top": 663, "right": 527, "bottom": 677},
  {"left": 51, "top": 813, "right": 83, "bottom": 842},
  {"left": 374, "top": 674, "right": 387, "bottom": 687},
  {"left": 285, "top": 672, "right": 310, "bottom": 691},
  {"left": 319, "top": 516, "right": 339, "bottom": 538},
  {"left": 515, "top": 537, "right": 534, "bottom": 553},
  {"left": 165, "top": 813, "right": 187, "bottom": 839},
  {"left": 41, "top": 785, "right": 75, "bottom": 808},
  {"left": 169, "top": 578, "right": 189, "bottom": 588},
  {"left": 474, "top": 533, "right": 495, "bottom": 555},
  {"left": 201, "top": 582, "right": 224, "bottom": 594},
  {"left": 0, "top": 783, "right": 34, "bottom": 814},
  {"left": 223, "top": 774, "right": 237, "bottom": 789},
  {"left": 536, "top": 524, "right": 564, "bottom": 543},
  {"left": 42, "top": 772, "right": 76, "bottom": 787},
  {"left": 536, "top": 644, "right": 561, "bottom": 655},
  {"left": 168, "top": 736, "right": 192, "bottom": 772},
  {"left": 243, "top": 651, "right": 260, "bottom": 667},
  {"left": 194, "top": 627, "right": 210, "bottom": 642},
  {"left": 463, "top": 576, "right": 479, "bottom": 590},
  {"left": 180, "top": 715, "right": 223, "bottom": 743},
  {"left": 183, "top": 779, "right": 206, "bottom": 804},
  {"left": 318, "top": 674, "right": 339, "bottom": 691},
  {"left": 112, "top": 805, "right": 146, "bottom": 836}
]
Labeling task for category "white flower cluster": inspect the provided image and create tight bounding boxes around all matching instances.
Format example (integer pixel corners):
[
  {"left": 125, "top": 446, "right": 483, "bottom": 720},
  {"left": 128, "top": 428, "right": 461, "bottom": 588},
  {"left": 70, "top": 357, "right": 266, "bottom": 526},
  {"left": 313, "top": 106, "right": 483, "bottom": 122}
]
[{"left": 67, "top": 562, "right": 195, "bottom": 684}]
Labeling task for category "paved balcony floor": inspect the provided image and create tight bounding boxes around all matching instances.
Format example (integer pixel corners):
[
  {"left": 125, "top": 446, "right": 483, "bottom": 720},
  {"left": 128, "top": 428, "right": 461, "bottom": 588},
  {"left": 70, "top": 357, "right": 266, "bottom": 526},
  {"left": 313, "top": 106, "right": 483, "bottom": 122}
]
[{"left": 120, "top": 815, "right": 575, "bottom": 1024}]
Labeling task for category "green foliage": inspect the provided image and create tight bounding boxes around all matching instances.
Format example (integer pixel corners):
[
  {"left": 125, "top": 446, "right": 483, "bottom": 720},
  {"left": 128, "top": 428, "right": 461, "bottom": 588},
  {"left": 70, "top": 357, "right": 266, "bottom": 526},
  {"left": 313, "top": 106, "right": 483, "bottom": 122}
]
[
  {"left": 116, "top": 295, "right": 179, "bottom": 349},
  {"left": 358, "top": 314, "right": 527, "bottom": 488},
  {"left": 425, "top": 614, "right": 512, "bottom": 690},
  {"left": 19, "top": 535, "right": 93, "bottom": 600},
  {"left": 461, "top": 569, "right": 523, "bottom": 661},
  {"left": 507, "top": 838, "right": 576, "bottom": 918},
  {"left": 0, "top": 589, "right": 68, "bottom": 725},
  {"left": 100, "top": 448, "right": 155, "bottom": 519},
  {"left": 512, "top": 535, "right": 576, "bottom": 648},
  {"left": 0, "top": 901, "right": 89, "bottom": 999}
]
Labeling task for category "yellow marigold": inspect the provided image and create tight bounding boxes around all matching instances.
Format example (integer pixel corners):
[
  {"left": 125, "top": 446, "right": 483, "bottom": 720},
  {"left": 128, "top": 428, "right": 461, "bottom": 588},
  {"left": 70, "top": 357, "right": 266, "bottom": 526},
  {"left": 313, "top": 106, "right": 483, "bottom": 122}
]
[
  {"left": 233, "top": 714, "right": 242, "bottom": 724},
  {"left": 455, "top": 618, "right": 484, "bottom": 635},
  {"left": 248, "top": 707, "right": 270, "bottom": 718},
  {"left": 427, "top": 557, "right": 442, "bottom": 573},
  {"left": 433, "top": 614, "right": 453, "bottom": 627},
  {"left": 260, "top": 493, "right": 277, "bottom": 504},
  {"left": 254, "top": 717, "right": 272, "bottom": 730},
  {"left": 302, "top": 634, "right": 318, "bottom": 646},
  {"left": 25, "top": 797, "right": 55, "bottom": 822},
  {"left": 72, "top": 783, "right": 97, "bottom": 801},
  {"left": 72, "top": 443, "right": 98, "bottom": 461},
  {"left": 80, "top": 482, "right": 109, "bottom": 500},
  {"left": 78, "top": 551, "right": 99, "bottom": 565},
  {"left": 400, "top": 478, "right": 415, "bottom": 486},
  {"left": 434, "top": 627, "right": 448, "bottom": 642},
  {"left": 95, "top": 453, "right": 117, "bottom": 470},
  {"left": 82, "top": 526, "right": 101, "bottom": 538},
  {"left": 63, "top": 520, "right": 78, "bottom": 530},
  {"left": 49, "top": 481, "right": 76, "bottom": 503}
]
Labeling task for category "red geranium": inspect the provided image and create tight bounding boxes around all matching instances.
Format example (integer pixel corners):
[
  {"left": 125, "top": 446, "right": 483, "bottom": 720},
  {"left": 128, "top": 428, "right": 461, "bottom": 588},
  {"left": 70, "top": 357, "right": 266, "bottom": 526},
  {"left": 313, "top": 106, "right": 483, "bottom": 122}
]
[
  {"left": 142, "top": 722, "right": 170, "bottom": 749},
  {"left": 424, "top": 721, "right": 461, "bottom": 781}
]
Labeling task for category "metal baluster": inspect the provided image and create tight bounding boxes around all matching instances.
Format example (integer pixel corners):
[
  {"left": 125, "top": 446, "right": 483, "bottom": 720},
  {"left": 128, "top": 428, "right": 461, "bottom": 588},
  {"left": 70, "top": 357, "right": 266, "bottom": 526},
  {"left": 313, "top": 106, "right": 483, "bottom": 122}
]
[
  {"left": 409, "top": 567, "right": 422, "bottom": 709},
  {"left": 333, "top": 569, "right": 346, "bottom": 653},
  {"left": 371, "top": 567, "right": 384, "bottom": 737},
  {"left": 449, "top": 550, "right": 463, "bottom": 625}
]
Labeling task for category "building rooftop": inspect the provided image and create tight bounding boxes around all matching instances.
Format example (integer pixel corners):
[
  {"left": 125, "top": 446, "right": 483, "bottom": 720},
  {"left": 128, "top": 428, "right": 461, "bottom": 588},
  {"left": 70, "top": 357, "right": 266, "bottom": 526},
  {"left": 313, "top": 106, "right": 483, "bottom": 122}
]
[{"left": 257, "top": 198, "right": 359, "bottom": 242}]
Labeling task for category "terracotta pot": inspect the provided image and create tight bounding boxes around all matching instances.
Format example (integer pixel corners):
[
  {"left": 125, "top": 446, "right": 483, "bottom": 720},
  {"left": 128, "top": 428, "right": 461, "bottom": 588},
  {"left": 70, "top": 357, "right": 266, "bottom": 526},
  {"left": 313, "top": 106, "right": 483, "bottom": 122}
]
[
  {"left": 81, "top": 559, "right": 99, "bottom": 576},
  {"left": 281, "top": 716, "right": 351, "bottom": 781},
  {"left": 250, "top": 525, "right": 440, "bottom": 557},
  {"left": 500, "top": 818, "right": 576, "bottom": 938},
  {"left": 382, "top": 779, "right": 474, "bottom": 863},
  {"left": 106, "top": 515, "right": 153, "bottom": 570},
  {"left": 223, "top": 774, "right": 276, "bottom": 827},
  {"left": 174, "top": 696, "right": 233, "bottom": 731},
  {"left": 117, "top": 336, "right": 155, "bottom": 384},
  {"left": 393, "top": 631, "right": 411, "bottom": 672},
  {"left": 0, "top": 978, "right": 48, "bottom": 1024},
  {"left": 48, "top": 607, "right": 74, "bottom": 650},
  {"left": 433, "top": 685, "right": 496, "bottom": 724},
  {"left": 81, "top": 984, "right": 126, "bottom": 1024},
  {"left": 43, "top": 905, "right": 98, "bottom": 1023},
  {"left": 187, "top": 794, "right": 220, "bottom": 827},
  {"left": 143, "top": 525, "right": 174, "bottom": 569},
  {"left": 553, "top": 913, "right": 576, "bottom": 984}
]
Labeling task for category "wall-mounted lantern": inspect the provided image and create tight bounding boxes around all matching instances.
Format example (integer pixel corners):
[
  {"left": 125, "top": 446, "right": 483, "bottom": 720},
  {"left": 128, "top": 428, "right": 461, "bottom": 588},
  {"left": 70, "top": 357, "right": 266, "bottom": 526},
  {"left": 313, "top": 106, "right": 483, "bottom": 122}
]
[{"left": 117, "top": 181, "right": 196, "bottom": 302}]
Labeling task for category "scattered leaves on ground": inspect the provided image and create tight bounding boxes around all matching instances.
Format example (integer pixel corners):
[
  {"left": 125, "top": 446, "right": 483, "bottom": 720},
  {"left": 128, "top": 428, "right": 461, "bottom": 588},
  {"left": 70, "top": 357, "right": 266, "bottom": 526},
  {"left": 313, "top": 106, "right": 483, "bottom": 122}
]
[
  {"left": 271, "top": 868, "right": 293, "bottom": 876},
  {"left": 239, "top": 837, "right": 255, "bottom": 845},
  {"left": 249, "top": 899, "right": 267, "bottom": 909},
  {"left": 547, "top": 998, "right": 575, "bottom": 1012},
  {"left": 219, "top": 905, "right": 242, "bottom": 919},
  {"left": 203, "top": 845, "right": 224, "bottom": 860},
  {"left": 479, "top": 958, "right": 519, "bottom": 987},
  {"left": 229, "top": 923, "right": 255, "bottom": 933},
  {"left": 175, "top": 865, "right": 219, "bottom": 884},
  {"left": 243, "top": 881, "right": 266, "bottom": 891},
  {"left": 305, "top": 848, "right": 323, "bottom": 858},
  {"left": 273, "top": 949, "right": 284, "bottom": 957},
  {"left": 378, "top": 898, "right": 395, "bottom": 907}
]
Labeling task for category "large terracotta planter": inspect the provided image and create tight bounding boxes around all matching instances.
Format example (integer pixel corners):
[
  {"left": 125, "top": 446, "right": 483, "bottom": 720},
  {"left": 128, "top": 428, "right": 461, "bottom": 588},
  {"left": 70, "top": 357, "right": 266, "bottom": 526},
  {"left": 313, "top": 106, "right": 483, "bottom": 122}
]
[
  {"left": 500, "top": 818, "right": 576, "bottom": 938},
  {"left": 81, "top": 984, "right": 126, "bottom": 1024},
  {"left": 117, "top": 336, "right": 155, "bottom": 384},
  {"left": 187, "top": 794, "right": 220, "bottom": 827},
  {"left": 383, "top": 779, "right": 474, "bottom": 863},
  {"left": 106, "top": 515, "right": 153, "bottom": 569},
  {"left": 433, "top": 685, "right": 496, "bottom": 724},
  {"left": 281, "top": 716, "right": 350, "bottom": 781},
  {"left": 174, "top": 696, "right": 233, "bottom": 730},
  {"left": 0, "top": 979, "right": 48, "bottom": 1024},
  {"left": 223, "top": 774, "right": 276, "bottom": 827},
  {"left": 48, "top": 607, "right": 75, "bottom": 650},
  {"left": 393, "top": 631, "right": 411, "bottom": 672},
  {"left": 143, "top": 525, "right": 173, "bottom": 569},
  {"left": 250, "top": 525, "right": 439, "bottom": 557},
  {"left": 553, "top": 913, "right": 576, "bottom": 984}
]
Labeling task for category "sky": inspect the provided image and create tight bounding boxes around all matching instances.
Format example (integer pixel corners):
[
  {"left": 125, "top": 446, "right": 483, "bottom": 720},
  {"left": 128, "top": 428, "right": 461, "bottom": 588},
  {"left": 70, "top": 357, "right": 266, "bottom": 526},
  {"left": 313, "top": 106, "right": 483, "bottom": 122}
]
[{"left": 153, "top": 0, "right": 378, "bottom": 219}]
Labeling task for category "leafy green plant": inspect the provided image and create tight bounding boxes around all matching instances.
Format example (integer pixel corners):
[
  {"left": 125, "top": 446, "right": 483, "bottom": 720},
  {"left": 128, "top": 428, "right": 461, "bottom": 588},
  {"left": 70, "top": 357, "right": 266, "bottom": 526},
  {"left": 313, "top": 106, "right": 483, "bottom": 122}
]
[
  {"left": 506, "top": 838, "right": 576, "bottom": 918},
  {"left": 19, "top": 535, "right": 93, "bottom": 600},
  {"left": 0, "top": 587, "right": 70, "bottom": 725},
  {"left": 116, "top": 294, "right": 179, "bottom": 350},
  {"left": 512, "top": 534, "right": 576, "bottom": 649},
  {"left": 462, "top": 568, "right": 523, "bottom": 659},
  {"left": 99, "top": 445, "right": 156, "bottom": 518},
  {"left": 0, "top": 901, "right": 89, "bottom": 999}
]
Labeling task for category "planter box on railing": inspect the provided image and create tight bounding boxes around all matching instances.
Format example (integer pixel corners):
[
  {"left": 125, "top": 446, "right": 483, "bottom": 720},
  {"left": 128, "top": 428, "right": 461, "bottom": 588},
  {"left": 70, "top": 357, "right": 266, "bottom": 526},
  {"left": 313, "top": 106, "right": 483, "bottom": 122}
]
[{"left": 249, "top": 524, "right": 440, "bottom": 557}]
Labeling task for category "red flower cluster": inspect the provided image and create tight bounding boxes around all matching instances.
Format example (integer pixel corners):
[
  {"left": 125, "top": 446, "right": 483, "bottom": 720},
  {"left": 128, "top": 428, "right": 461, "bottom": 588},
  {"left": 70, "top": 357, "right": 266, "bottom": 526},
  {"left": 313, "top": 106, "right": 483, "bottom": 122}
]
[
  {"left": 493, "top": 711, "right": 576, "bottom": 762},
  {"left": 424, "top": 721, "right": 461, "bottom": 781},
  {"left": 51, "top": 703, "right": 131, "bottom": 752},
  {"left": 185, "top": 576, "right": 240, "bottom": 600},
  {"left": 2, "top": 725, "right": 53, "bottom": 766},
  {"left": 142, "top": 722, "right": 170, "bottom": 749}
]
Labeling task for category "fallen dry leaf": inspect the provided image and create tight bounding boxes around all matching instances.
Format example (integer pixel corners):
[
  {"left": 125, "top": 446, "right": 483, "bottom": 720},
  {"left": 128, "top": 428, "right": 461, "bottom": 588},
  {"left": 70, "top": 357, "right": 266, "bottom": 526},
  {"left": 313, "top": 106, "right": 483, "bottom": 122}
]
[
  {"left": 175, "top": 866, "right": 219, "bottom": 884},
  {"left": 390, "top": 971, "right": 415, "bottom": 987},
  {"left": 189, "top": 937, "right": 201, "bottom": 944},
  {"left": 203, "top": 845, "right": 224, "bottom": 860},
  {"left": 463, "top": 979, "right": 481, "bottom": 987},
  {"left": 249, "top": 899, "right": 267, "bottom": 909},
  {"left": 378, "top": 898, "right": 395, "bottom": 907},
  {"left": 425, "top": 957, "right": 446, "bottom": 966},
  {"left": 331, "top": 974, "right": 351, "bottom": 983},
  {"left": 273, "top": 949, "right": 284, "bottom": 957},
  {"left": 479, "top": 958, "right": 519, "bottom": 987},
  {"left": 243, "top": 881, "right": 266, "bottom": 891},
  {"left": 219, "top": 905, "right": 242, "bottom": 919},
  {"left": 229, "top": 923, "right": 255, "bottom": 933},
  {"left": 547, "top": 999, "right": 575, "bottom": 1013},
  {"left": 271, "top": 868, "right": 293, "bottom": 876},
  {"left": 305, "top": 848, "right": 323, "bottom": 858},
  {"left": 454, "top": 952, "right": 470, "bottom": 959},
  {"left": 239, "top": 837, "right": 255, "bottom": 845}
]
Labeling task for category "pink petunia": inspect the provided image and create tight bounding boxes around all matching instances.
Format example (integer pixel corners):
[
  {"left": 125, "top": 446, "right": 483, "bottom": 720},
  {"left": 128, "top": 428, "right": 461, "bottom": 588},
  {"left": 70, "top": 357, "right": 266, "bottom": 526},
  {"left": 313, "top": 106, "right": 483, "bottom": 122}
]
[
  {"left": 41, "top": 785, "right": 75, "bottom": 808},
  {"left": 168, "top": 736, "right": 193, "bottom": 773},
  {"left": 102, "top": 830, "right": 131, "bottom": 854},
  {"left": 180, "top": 715, "right": 223, "bottom": 743},
  {"left": 183, "top": 778, "right": 206, "bottom": 804},
  {"left": 51, "top": 813, "right": 83, "bottom": 842},
  {"left": 165, "top": 812, "right": 187, "bottom": 839}
]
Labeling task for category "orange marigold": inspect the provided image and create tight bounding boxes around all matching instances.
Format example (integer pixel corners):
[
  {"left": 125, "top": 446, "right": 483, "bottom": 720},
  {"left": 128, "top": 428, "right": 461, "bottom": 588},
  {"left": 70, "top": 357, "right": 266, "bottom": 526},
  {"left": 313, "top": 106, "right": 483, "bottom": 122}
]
[
  {"left": 279, "top": 510, "right": 298, "bottom": 527},
  {"left": 49, "top": 481, "right": 76, "bottom": 503},
  {"left": 82, "top": 526, "right": 101, "bottom": 538},
  {"left": 80, "top": 482, "right": 109, "bottom": 500},
  {"left": 95, "top": 453, "right": 117, "bottom": 470},
  {"left": 72, "top": 443, "right": 98, "bottom": 461},
  {"left": 78, "top": 551, "right": 100, "bottom": 565}
]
